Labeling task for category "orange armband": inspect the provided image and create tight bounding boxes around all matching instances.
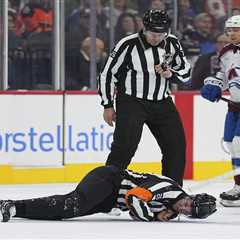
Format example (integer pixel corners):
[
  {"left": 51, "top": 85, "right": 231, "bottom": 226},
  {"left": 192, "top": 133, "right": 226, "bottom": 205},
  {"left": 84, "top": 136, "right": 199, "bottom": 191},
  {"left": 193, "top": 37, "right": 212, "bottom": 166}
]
[{"left": 125, "top": 187, "right": 153, "bottom": 205}]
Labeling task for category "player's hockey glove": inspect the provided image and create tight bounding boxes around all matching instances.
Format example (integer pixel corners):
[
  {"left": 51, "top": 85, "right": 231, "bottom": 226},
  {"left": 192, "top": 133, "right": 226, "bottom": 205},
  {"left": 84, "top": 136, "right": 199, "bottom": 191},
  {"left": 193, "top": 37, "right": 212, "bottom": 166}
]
[
  {"left": 125, "top": 187, "right": 154, "bottom": 221},
  {"left": 200, "top": 77, "right": 222, "bottom": 102}
]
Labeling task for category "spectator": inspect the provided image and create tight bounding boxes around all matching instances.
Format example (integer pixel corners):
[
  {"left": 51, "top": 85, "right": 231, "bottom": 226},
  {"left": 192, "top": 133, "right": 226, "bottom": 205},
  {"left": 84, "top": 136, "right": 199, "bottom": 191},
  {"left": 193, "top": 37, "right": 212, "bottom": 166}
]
[
  {"left": 30, "top": 43, "right": 53, "bottom": 90},
  {"left": 134, "top": 13, "right": 144, "bottom": 32},
  {"left": 8, "top": 8, "right": 23, "bottom": 49},
  {"left": 106, "top": 0, "right": 128, "bottom": 27},
  {"left": 181, "top": 12, "right": 218, "bottom": 65},
  {"left": 204, "top": 0, "right": 226, "bottom": 32},
  {"left": 114, "top": 12, "right": 138, "bottom": 43},
  {"left": 232, "top": 8, "right": 240, "bottom": 16},
  {"left": 9, "top": 0, "right": 21, "bottom": 11},
  {"left": 189, "top": 0, "right": 205, "bottom": 14},
  {"left": 139, "top": 0, "right": 175, "bottom": 19},
  {"left": 8, "top": 8, "right": 30, "bottom": 90},
  {"left": 8, "top": 47, "right": 33, "bottom": 90},
  {"left": 66, "top": 37, "right": 106, "bottom": 90},
  {"left": 191, "top": 33, "right": 229, "bottom": 90},
  {"left": 66, "top": 0, "right": 109, "bottom": 48},
  {"left": 8, "top": 9, "right": 17, "bottom": 33},
  {"left": 137, "top": 0, "right": 151, "bottom": 14},
  {"left": 18, "top": 0, "right": 53, "bottom": 38},
  {"left": 137, "top": 0, "right": 173, "bottom": 15},
  {"left": 150, "top": 0, "right": 166, "bottom": 11},
  {"left": 177, "top": 0, "right": 196, "bottom": 33},
  {"left": 205, "top": 0, "right": 226, "bottom": 20},
  {"left": 103, "top": 0, "right": 137, "bottom": 28}
]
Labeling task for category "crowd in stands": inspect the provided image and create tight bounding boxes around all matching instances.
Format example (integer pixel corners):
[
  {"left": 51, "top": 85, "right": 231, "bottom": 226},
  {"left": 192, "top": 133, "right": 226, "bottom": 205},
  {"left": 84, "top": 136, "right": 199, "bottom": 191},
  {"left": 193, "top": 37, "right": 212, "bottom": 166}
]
[
  {"left": 5, "top": 0, "right": 240, "bottom": 90},
  {"left": 8, "top": 0, "right": 53, "bottom": 89}
]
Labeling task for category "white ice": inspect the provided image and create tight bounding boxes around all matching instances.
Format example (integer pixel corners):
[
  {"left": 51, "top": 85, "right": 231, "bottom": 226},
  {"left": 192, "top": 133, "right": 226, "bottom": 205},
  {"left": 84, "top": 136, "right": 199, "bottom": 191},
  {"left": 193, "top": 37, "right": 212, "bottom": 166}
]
[{"left": 0, "top": 181, "right": 239, "bottom": 240}]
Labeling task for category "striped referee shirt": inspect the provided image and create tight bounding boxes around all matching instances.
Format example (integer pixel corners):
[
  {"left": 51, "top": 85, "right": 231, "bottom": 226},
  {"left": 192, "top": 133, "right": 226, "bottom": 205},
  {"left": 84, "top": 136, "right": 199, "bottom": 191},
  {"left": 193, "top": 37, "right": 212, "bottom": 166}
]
[
  {"left": 116, "top": 169, "right": 187, "bottom": 213},
  {"left": 98, "top": 30, "right": 191, "bottom": 108}
]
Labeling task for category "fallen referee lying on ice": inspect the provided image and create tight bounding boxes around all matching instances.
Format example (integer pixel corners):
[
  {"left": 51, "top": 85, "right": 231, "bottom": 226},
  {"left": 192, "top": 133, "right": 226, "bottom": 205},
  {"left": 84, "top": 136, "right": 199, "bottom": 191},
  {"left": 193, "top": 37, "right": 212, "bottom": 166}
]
[{"left": 0, "top": 166, "right": 216, "bottom": 222}]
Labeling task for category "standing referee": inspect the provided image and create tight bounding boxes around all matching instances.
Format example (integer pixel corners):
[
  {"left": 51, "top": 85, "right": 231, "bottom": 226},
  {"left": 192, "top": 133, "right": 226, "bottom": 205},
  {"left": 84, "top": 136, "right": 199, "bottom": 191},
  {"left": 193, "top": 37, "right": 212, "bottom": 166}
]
[{"left": 98, "top": 9, "right": 191, "bottom": 186}]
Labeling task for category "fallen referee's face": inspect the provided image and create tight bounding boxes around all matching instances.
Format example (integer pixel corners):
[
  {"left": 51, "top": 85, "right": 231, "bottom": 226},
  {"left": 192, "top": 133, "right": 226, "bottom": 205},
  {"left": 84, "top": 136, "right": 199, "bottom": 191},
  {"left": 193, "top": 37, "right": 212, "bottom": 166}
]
[
  {"left": 172, "top": 196, "right": 193, "bottom": 216},
  {"left": 144, "top": 30, "right": 168, "bottom": 46}
]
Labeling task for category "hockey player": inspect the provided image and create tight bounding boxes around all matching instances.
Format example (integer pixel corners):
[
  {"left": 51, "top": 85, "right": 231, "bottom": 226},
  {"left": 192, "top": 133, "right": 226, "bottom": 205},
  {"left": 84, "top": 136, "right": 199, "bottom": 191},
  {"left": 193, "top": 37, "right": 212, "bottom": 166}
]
[
  {"left": 201, "top": 15, "right": 240, "bottom": 206},
  {"left": 0, "top": 166, "right": 216, "bottom": 222}
]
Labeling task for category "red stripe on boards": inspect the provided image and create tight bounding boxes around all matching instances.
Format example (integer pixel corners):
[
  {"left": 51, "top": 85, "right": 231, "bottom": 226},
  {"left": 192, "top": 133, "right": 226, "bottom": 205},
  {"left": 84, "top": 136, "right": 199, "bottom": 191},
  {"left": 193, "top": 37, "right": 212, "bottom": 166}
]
[{"left": 174, "top": 92, "right": 194, "bottom": 179}]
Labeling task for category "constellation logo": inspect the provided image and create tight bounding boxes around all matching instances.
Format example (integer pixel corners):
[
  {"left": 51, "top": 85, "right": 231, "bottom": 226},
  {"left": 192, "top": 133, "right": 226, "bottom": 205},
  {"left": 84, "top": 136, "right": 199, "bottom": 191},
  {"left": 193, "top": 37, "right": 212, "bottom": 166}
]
[{"left": 0, "top": 125, "right": 113, "bottom": 153}]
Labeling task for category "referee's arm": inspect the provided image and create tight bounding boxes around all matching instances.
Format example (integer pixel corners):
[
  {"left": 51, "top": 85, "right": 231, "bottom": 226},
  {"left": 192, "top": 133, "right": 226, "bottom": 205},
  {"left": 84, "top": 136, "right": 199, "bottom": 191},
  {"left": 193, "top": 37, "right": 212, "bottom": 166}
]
[
  {"left": 167, "top": 38, "right": 191, "bottom": 84},
  {"left": 98, "top": 38, "right": 129, "bottom": 109}
]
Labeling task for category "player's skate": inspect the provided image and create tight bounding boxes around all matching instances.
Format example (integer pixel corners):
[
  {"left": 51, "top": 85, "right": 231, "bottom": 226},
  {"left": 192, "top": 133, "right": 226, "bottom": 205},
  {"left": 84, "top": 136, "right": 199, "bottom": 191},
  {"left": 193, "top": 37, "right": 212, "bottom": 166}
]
[
  {"left": 0, "top": 200, "right": 16, "bottom": 222},
  {"left": 220, "top": 184, "right": 240, "bottom": 207}
]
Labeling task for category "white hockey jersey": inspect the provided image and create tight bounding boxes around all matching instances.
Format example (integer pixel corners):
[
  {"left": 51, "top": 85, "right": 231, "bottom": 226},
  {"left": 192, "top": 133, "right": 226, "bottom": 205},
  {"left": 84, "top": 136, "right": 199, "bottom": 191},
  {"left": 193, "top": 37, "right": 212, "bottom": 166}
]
[{"left": 216, "top": 44, "right": 240, "bottom": 102}]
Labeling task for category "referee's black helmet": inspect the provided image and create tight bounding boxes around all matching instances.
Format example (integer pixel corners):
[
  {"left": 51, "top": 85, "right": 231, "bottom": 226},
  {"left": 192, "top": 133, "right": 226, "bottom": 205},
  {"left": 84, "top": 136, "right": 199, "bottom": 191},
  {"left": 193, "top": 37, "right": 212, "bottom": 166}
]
[
  {"left": 190, "top": 193, "right": 217, "bottom": 219},
  {"left": 143, "top": 9, "right": 171, "bottom": 33}
]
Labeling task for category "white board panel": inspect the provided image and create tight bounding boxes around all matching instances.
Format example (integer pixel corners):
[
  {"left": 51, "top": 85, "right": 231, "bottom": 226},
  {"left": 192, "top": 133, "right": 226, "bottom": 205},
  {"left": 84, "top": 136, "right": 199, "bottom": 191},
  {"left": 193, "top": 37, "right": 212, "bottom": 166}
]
[{"left": 0, "top": 95, "right": 63, "bottom": 166}]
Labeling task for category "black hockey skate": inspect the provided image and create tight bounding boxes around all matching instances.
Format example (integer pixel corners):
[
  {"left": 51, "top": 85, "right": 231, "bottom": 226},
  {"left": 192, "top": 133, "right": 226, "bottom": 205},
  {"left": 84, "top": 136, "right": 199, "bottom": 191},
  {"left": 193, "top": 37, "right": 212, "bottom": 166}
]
[
  {"left": 0, "top": 200, "right": 15, "bottom": 222},
  {"left": 220, "top": 185, "right": 240, "bottom": 207}
]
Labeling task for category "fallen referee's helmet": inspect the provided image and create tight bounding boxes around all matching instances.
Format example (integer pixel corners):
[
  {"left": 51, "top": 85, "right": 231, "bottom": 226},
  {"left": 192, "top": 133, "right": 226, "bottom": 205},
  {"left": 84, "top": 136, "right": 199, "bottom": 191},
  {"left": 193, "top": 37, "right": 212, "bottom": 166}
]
[
  {"left": 190, "top": 193, "right": 217, "bottom": 219},
  {"left": 143, "top": 9, "right": 171, "bottom": 33}
]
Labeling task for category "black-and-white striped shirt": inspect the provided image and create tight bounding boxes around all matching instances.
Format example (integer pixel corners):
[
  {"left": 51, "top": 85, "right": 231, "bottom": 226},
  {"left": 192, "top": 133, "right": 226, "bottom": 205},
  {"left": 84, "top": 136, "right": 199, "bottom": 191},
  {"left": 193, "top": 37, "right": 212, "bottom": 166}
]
[
  {"left": 116, "top": 169, "right": 187, "bottom": 213},
  {"left": 98, "top": 30, "right": 191, "bottom": 108}
]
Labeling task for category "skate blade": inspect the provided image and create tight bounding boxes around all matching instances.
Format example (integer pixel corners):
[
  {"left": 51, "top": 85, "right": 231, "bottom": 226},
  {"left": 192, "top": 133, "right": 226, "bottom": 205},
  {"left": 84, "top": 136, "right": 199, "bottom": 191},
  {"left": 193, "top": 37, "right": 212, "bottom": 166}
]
[{"left": 220, "top": 199, "right": 240, "bottom": 207}]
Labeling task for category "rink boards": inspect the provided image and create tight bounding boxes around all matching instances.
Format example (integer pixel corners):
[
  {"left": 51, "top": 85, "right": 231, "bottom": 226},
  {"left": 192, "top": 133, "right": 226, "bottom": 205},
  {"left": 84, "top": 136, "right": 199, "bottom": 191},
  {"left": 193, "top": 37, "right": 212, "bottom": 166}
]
[{"left": 0, "top": 91, "right": 232, "bottom": 183}]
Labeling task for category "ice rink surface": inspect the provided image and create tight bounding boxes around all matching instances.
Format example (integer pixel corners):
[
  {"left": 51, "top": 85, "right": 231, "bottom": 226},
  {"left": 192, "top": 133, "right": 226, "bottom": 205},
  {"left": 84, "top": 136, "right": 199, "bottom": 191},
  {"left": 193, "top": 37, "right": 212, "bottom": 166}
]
[{"left": 0, "top": 180, "right": 239, "bottom": 240}]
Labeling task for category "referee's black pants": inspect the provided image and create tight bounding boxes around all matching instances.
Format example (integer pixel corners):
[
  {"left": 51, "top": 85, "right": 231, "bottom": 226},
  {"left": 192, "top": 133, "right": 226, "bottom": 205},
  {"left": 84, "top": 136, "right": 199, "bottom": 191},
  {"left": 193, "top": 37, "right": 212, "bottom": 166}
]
[
  {"left": 13, "top": 166, "right": 122, "bottom": 220},
  {"left": 106, "top": 94, "right": 186, "bottom": 186}
]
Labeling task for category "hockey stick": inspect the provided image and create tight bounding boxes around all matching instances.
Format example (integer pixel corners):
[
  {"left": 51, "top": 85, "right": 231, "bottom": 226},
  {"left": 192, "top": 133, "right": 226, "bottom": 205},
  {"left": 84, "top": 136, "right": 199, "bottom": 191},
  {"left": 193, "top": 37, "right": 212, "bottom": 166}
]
[
  {"left": 220, "top": 97, "right": 240, "bottom": 110},
  {"left": 187, "top": 167, "right": 240, "bottom": 192}
]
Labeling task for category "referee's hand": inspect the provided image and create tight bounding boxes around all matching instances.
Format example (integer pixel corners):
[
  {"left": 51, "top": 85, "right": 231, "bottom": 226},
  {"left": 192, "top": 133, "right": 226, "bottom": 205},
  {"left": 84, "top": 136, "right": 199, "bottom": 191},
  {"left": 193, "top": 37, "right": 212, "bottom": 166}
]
[
  {"left": 156, "top": 209, "right": 176, "bottom": 221},
  {"left": 103, "top": 108, "right": 116, "bottom": 127},
  {"left": 155, "top": 64, "right": 172, "bottom": 78}
]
